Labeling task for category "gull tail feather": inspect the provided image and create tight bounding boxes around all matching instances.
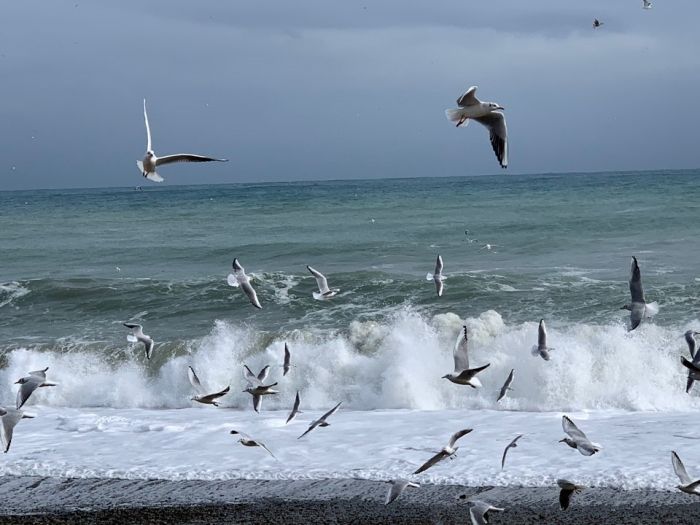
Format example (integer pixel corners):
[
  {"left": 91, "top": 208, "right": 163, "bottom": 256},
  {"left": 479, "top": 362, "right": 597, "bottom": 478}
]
[
  {"left": 426, "top": 273, "right": 434, "bottom": 281},
  {"left": 646, "top": 301, "right": 660, "bottom": 317},
  {"left": 445, "top": 108, "right": 469, "bottom": 127},
  {"left": 226, "top": 274, "right": 239, "bottom": 287}
]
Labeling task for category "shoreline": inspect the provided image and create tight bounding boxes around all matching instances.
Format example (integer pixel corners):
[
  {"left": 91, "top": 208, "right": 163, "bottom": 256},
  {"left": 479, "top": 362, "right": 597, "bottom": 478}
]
[{"left": 4, "top": 476, "right": 700, "bottom": 524}]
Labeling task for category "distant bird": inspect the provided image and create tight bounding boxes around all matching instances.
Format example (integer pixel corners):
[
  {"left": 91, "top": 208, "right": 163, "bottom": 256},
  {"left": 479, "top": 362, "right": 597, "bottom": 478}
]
[
  {"left": 0, "top": 407, "right": 33, "bottom": 453},
  {"left": 413, "top": 429, "right": 473, "bottom": 474},
  {"left": 621, "top": 257, "right": 658, "bottom": 331},
  {"left": 558, "top": 479, "right": 585, "bottom": 510},
  {"left": 229, "top": 430, "right": 276, "bottom": 459},
  {"left": 671, "top": 451, "right": 700, "bottom": 495},
  {"left": 15, "top": 368, "right": 56, "bottom": 409},
  {"left": 531, "top": 319, "right": 553, "bottom": 361},
  {"left": 480, "top": 244, "right": 500, "bottom": 251},
  {"left": 501, "top": 434, "right": 523, "bottom": 469},
  {"left": 298, "top": 401, "right": 342, "bottom": 439},
  {"left": 497, "top": 369, "right": 515, "bottom": 402},
  {"left": 442, "top": 326, "right": 490, "bottom": 388},
  {"left": 286, "top": 391, "right": 302, "bottom": 424},
  {"left": 187, "top": 366, "right": 230, "bottom": 406},
  {"left": 385, "top": 479, "right": 420, "bottom": 505},
  {"left": 642, "top": 0, "right": 652, "bottom": 9},
  {"left": 426, "top": 255, "right": 444, "bottom": 297},
  {"left": 445, "top": 86, "right": 508, "bottom": 168},
  {"left": 307, "top": 266, "right": 340, "bottom": 300},
  {"left": 124, "top": 323, "right": 154, "bottom": 359},
  {"left": 593, "top": 18, "right": 603, "bottom": 28},
  {"left": 468, "top": 500, "right": 505, "bottom": 525},
  {"left": 228, "top": 258, "right": 262, "bottom": 309},
  {"left": 559, "top": 415, "right": 601, "bottom": 456},
  {"left": 137, "top": 99, "right": 227, "bottom": 182},
  {"left": 283, "top": 343, "right": 291, "bottom": 376},
  {"left": 243, "top": 365, "right": 277, "bottom": 412}
]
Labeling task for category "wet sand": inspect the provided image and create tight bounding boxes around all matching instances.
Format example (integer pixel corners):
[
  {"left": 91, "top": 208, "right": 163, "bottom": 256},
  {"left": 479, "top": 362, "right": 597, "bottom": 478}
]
[{"left": 2, "top": 476, "right": 700, "bottom": 524}]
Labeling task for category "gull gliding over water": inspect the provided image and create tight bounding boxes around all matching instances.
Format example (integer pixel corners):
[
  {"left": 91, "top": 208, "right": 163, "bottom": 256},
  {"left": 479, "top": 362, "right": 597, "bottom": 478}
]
[
  {"left": 426, "top": 255, "right": 444, "bottom": 297},
  {"left": 621, "top": 256, "right": 658, "bottom": 331},
  {"left": 307, "top": 266, "right": 340, "bottom": 300},
  {"left": 642, "top": 0, "right": 653, "bottom": 9},
  {"left": 124, "top": 323, "right": 154, "bottom": 360},
  {"left": 445, "top": 86, "right": 508, "bottom": 168},
  {"left": 385, "top": 479, "right": 420, "bottom": 505},
  {"left": 467, "top": 500, "right": 504, "bottom": 525},
  {"left": 228, "top": 259, "right": 262, "bottom": 309},
  {"left": 229, "top": 430, "right": 276, "bottom": 459},
  {"left": 187, "top": 366, "right": 230, "bottom": 406},
  {"left": 531, "top": 319, "right": 553, "bottom": 361},
  {"left": 497, "top": 369, "right": 515, "bottom": 402},
  {"left": 243, "top": 365, "right": 277, "bottom": 413},
  {"left": 442, "top": 326, "right": 490, "bottom": 388},
  {"left": 501, "top": 434, "right": 523, "bottom": 469},
  {"left": 559, "top": 415, "right": 601, "bottom": 456},
  {"left": 0, "top": 407, "right": 33, "bottom": 453},
  {"left": 137, "top": 99, "right": 227, "bottom": 182},
  {"left": 283, "top": 343, "right": 291, "bottom": 376},
  {"left": 671, "top": 451, "right": 700, "bottom": 495},
  {"left": 286, "top": 391, "right": 302, "bottom": 424},
  {"left": 298, "top": 401, "right": 342, "bottom": 439},
  {"left": 413, "top": 428, "right": 473, "bottom": 474},
  {"left": 15, "top": 368, "right": 56, "bottom": 409},
  {"left": 682, "top": 331, "right": 700, "bottom": 393}
]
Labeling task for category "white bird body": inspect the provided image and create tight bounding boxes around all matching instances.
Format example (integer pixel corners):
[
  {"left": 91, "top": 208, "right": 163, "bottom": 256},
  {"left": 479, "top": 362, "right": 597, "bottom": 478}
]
[
  {"left": 672, "top": 451, "right": 700, "bottom": 495},
  {"left": 298, "top": 401, "right": 342, "bottom": 439},
  {"left": 531, "top": 319, "right": 553, "bottom": 361},
  {"left": 15, "top": 367, "right": 56, "bottom": 409},
  {"left": 187, "top": 366, "right": 230, "bottom": 406},
  {"left": 622, "top": 257, "right": 658, "bottom": 331},
  {"left": 307, "top": 265, "right": 339, "bottom": 300},
  {"left": 230, "top": 430, "right": 276, "bottom": 459},
  {"left": 124, "top": 323, "right": 155, "bottom": 359},
  {"left": 560, "top": 415, "right": 600, "bottom": 456},
  {"left": 413, "top": 429, "right": 472, "bottom": 474},
  {"left": 228, "top": 259, "right": 262, "bottom": 309},
  {"left": 442, "top": 326, "right": 490, "bottom": 387},
  {"left": 243, "top": 365, "right": 277, "bottom": 412}
]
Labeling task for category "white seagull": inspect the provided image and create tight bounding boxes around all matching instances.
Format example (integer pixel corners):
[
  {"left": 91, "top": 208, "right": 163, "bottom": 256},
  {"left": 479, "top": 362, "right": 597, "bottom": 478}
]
[
  {"left": 497, "top": 369, "right": 515, "bottom": 402},
  {"left": 468, "top": 500, "right": 505, "bottom": 525},
  {"left": 642, "top": 0, "right": 653, "bottom": 9},
  {"left": 413, "top": 429, "right": 473, "bottom": 474},
  {"left": 229, "top": 430, "right": 276, "bottom": 459},
  {"left": 307, "top": 265, "right": 340, "bottom": 300},
  {"left": 286, "top": 391, "right": 302, "bottom": 424},
  {"left": 298, "top": 401, "right": 342, "bottom": 439},
  {"left": 671, "top": 451, "right": 700, "bottom": 495},
  {"left": 442, "top": 326, "right": 490, "bottom": 388},
  {"left": 227, "top": 259, "right": 262, "bottom": 309},
  {"left": 283, "top": 343, "right": 291, "bottom": 376},
  {"left": 501, "top": 434, "right": 523, "bottom": 469},
  {"left": 137, "top": 99, "right": 227, "bottom": 182},
  {"left": 385, "top": 479, "right": 420, "bottom": 505},
  {"left": 445, "top": 86, "right": 508, "bottom": 168},
  {"left": 531, "top": 319, "right": 553, "bottom": 361},
  {"left": 243, "top": 365, "right": 277, "bottom": 412},
  {"left": 15, "top": 368, "right": 56, "bottom": 409},
  {"left": 0, "top": 407, "right": 34, "bottom": 453},
  {"left": 187, "top": 366, "right": 230, "bottom": 406},
  {"left": 559, "top": 415, "right": 601, "bottom": 456},
  {"left": 680, "top": 355, "right": 700, "bottom": 394},
  {"left": 621, "top": 256, "right": 658, "bottom": 331},
  {"left": 124, "top": 323, "right": 155, "bottom": 359},
  {"left": 426, "top": 255, "right": 444, "bottom": 297}
]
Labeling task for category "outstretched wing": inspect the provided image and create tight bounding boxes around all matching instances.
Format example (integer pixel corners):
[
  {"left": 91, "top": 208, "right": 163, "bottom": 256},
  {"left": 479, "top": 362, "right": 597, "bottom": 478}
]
[
  {"left": 453, "top": 326, "right": 470, "bottom": 373},
  {"left": 244, "top": 365, "right": 262, "bottom": 386},
  {"left": 456, "top": 86, "right": 479, "bottom": 107},
  {"left": 538, "top": 320, "right": 547, "bottom": 348},
  {"left": 283, "top": 343, "right": 291, "bottom": 375},
  {"left": 447, "top": 428, "right": 473, "bottom": 448},
  {"left": 672, "top": 451, "right": 692, "bottom": 485},
  {"left": 187, "top": 366, "right": 203, "bottom": 392},
  {"left": 473, "top": 112, "right": 508, "bottom": 168},
  {"left": 143, "top": 99, "right": 152, "bottom": 151},
  {"left": 413, "top": 450, "right": 448, "bottom": 474},
  {"left": 156, "top": 154, "right": 228, "bottom": 167},
  {"left": 562, "top": 415, "right": 589, "bottom": 442},
  {"left": 307, "top": 266, "right": 330, "bottom": 294},
  {"left": 320, "top": 401, "right": 342, "bottom": 422},
  {"left": 434, "top": 255, "right": 443, "bottom": 276},
  {"left": 559, "top": 488, "right": 574, "bottom": 510},
  {"left": 629, "top": 257, "right": 644, "bottom": 303}
]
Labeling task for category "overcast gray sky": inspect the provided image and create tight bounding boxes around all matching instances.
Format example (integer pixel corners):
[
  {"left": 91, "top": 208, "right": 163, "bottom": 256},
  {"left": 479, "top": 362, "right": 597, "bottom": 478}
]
[{"left": 1, "top": 0, "right": 698, "bottom": 190}]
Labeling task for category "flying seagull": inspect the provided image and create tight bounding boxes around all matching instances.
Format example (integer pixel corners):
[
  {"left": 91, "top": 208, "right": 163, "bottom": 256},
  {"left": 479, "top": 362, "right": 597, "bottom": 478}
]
[
  {"left": 671, "top": 451, "right": 700, "bottom": 495},
  {"left": 0, "top": 407, "right": 34, "bottom": 453},
  {"left": 685, "top": 330, "right": 700, "bottom": 359},
  {"left": 187, "top": 366, "right": 230, "bottom": 406},
  {"left": 593, "top": 18, "right": 603, "bottom": 28},
  {"left": 642, "top": 0, "right": 652, "bottom": 9},
  {"left": 243, "top": 365, "right": 277, "bottom": 412},
  {"left": 445, "top": 86, "right": 508, "bottom": 168},
  {"left": 298, "top": 401, "right": 342, "bottom": 439},
  {"left": 227, "top": 259, "right": 262, "bottom": 309},
  {"left": 413, "top": 429, "right": 473, "bottom": 474},
  {"left": 558, "top": 479, "right": 585, "bottom": 510},
  {"left": 621, "top": 256, "right": 658, "bottom": 331},
  {"left": 385, "top": 479, "right": 420, "bottom": 505},
  {"left": 283, "top": 343, "right": 291, "bottom": 376},
  {"left": 426, "top": 255, "right": 444, "bottom": 297},
  {"left": 468, "top": 500, "right": 505, "bottom": 525},
  {"left": 497, "top": 369, "right": 515, "bottom": 402},
  {"left": 307, "top": 266, "right": 340, "bottom": 300},
  {"left": 15, "top": 368, "right": 56, "bottom": 409},
  {"left": 124, "top": 323, "right": 154, "bottom": 359},
  {"left": 286, "top": 391, "right": 302, "bottom": 424},
  {"left": 501, "top": 434, "right": 523, "bottom": 469},
  {"left": 442, "top": 326, "right": 490, "bottom": 388},
  {"left": 531, "top": 319, "right": 553, "bottom": 361},
  {"left": 229, "top": 430, "right": 276, "bottom": 459},
  {"left": 680, "top": 356, "right": 700, "bottom": 394},
  {"left": 137, "top": 99, "right": 227, "bottom": 182},
  {"left": 559, "top": 415, "right": 600, "bottom": 456}
]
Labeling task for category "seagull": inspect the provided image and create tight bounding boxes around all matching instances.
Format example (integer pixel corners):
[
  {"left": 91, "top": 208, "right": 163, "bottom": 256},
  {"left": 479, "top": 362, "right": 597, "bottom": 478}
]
[
  {"left": 445, "top": 86, "right": 508, "bottom": 168},
  {"left": 531, "top": 319, "right": 553, "bottom": 361},
  {"left": 593, "top": 18, "right": 603, "bottom": 28},
  {"left": 298, "top": 401, "right": 342, "bottom": 439},
  {"left": 15, "top": 368, "right": 56, "bottom": 409},
  {"left": 187, "top": 366, "right": 230, "bottom": 406},
  {"left": 442, "top": 326, "right": 490, "bottom": 388},
  {"left": 467, "top": 500, "right": 505, "bottom": 525},
  {"left": 385, "top": 479, "right": 420, "bottom": 505},
  {"left": 680, "top": 356, "right": 700, "bottom": 394},
  {"left": 243, "top": 365, "right": 277, "bottom": 412},
  {"left": 559, "top": 415, "right": 601, "bottom": 456},
  {"left": 671, "top": 451, "right": 700, "bottom": 495},
  {"left": 642, "top": 0, "right": 653, "bottom": 9},
  {"left": 497, "top": 369, "right": 515, "bottom": 402},
  {"left": 229, "top": 430, "right": 276, "bottom": 459},
  {"left": 286, "top": 391, "right": 302, "bottom": 424},
  {"left": 426, "top": 255, "right": 444, "bottom": 297},
  {"left": 283, "top": 343, "right": 291, "bottom": 376},
  {"left": 137, "top": 99, "right": 227, "bottom": 182},
  {"left": 558, "top": 479, "right": 585, "bottom": 510},
  {"left": 621, "top": 256, "right": 658, "bottom": 331},
  {"left": 307, "top": 266, "right": 340, "bottom": 300},
  {"left": 227, "top": 259, "right": 262, "bottom": 309},
  {"left": 413, "top": 429, "right": 473, "bottom": 474},
  {"left": 685, "top": 330, "right": 700, "bottom": 359},
  {"left": 0, "top": 407, "right": 33, "bottom": 453},
  {"left": 501, "top": 434, "right": 523, "bottom": 469},
  {"left": 124, "top": 323, "right": 154, "bottom": 359}
]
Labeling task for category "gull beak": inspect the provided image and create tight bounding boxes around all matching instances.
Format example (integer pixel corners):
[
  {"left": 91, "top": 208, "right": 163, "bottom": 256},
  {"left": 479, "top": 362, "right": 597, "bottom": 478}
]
[{"left": 496, "top": 106, "right": 505, "bottom": 110}]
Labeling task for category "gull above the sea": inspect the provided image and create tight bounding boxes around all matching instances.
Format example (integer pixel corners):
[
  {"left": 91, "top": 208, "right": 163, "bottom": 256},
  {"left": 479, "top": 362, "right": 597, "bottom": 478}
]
[
  {"left": 283, "top": 343, "right": 292, "bottom": 376},
  {"left": 501, "top": 434, "right": 523, "bottom": 469},
  {"left": 15, "top": 367, "right": 56, "bottom": 409},
  {"left": 497, "top": 369, "right": 515, "bottom": 402},
  {"left": 298, "top": 401, "right": 342, "bottom": 439},
  {"left": 307, "top": 266, "right": 340, "bottom": 300},
  {"left": 559, "top": 415, "right": 601, "bottom": 456},
  {"left": 229, "top": 430, "right": 276, "bottom": 459},
  {"left": 443, "top": 326, "right": 490, "bottom": 388},
  {"left": 445, "top": 86, "right": 508, "bottom": 168},
  {"left": 228, "top": 259, "right": 262, "bottom": 309},
  {"left": 531, "top": 319, "right": 553, "bottom": 361},
  {"left": 642, "top": 0, "right": 652, "bottom": 9},
  {"left": 187, "top": 366, "right": 230, "bottom": 407},
  {"left": 137, "top": 99, "right": 227, "bottom": 182},
  {"left": 413, "top": 428, "right": 473, "bottom": 474},
  {"left": 286, "top": 391, "right": 302, "bottom": 424},
  {"left": 671, "top": 451, "right": 700, "bottom": 495},
  {"left": 0, "top": 407, "right": 33, "bottom": 453},
  {"left": 467, "top": 500, "right": 504, "bottom": 525},
  {"left": 243, "top": 365, "right": 277, "bottom": 413},
  {"left": 426, "top": 255, "right": 444, "bottom": 297},
  {"left": 385, "top": 479, "right": 420, "bottom": 505},
  {"left": 621, "top": 256, "right": 658, "bottom": 331},
  {"left": 124, "top": 323, "right": 155, "bottom": 360},
  {"left": 682, "top": 331, "right": 700, "bottom": 393}
]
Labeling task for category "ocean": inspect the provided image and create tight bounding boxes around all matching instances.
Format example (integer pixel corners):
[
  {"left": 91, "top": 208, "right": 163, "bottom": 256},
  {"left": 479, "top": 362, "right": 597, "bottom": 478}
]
[{"left": 1, "top": 169, "right": 700, "bottom": 488}]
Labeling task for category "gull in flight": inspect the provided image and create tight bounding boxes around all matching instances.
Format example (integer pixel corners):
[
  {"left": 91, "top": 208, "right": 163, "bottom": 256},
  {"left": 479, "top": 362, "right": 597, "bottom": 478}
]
[
  {"left": 413, "top": 429, "right": 473, "bottom": 474},
  {"left": 283, "top": 343, "right": 291, "bottom": 376},
  {"left": 558, "top": 479, "right": 585, "bottom": 510},
  {"left": 385, "top": 479, "right": 420, "bottom": 505},
  {"left": 124, "top": 323, "right": 155, "bottom": 359},
  {"left": 671, "top": 451, "right": 700, "bottom": 495},
  {"left": 227, "top": 259, "right": 262, "bottom": 309},
  {"left": 187, "top": 366, "right": 230, "bottom": 406},
  {"left": 559, "top": 415, "right": 601, "bottom": 456},
  {"left": 497, "top": 369, "right": 515, "bottom": 402},
  {"left": 307, "top": 266, "right": 340, "bottom": 300},
  {"left": 137, "top": 99, "right": 227, "bottom": 182},
  {"left": 501, "top": 434, "right": 523, "bottom": 469},
  {"left": 243, "top": 365, "right": 277, "bottom": 412},
  {"left": 298, "top": 401, "right": 342, "bottom": 439},
  {"left": 467, "top": 500, "right": 504, "bottom": 525},
  {"left": 229, "top": 430, "right": 276, "bottom": 459},
  {"left": 642, "top": 0, "right": 652, "bottom": 9},
  {"left": 680, "top": 355, "right": 700, "bottom": 394},
  {"left": 442, "top": 326, "right": 490, "bottom": 388},
  {"left": 426, "top": 255, "right": 444, "bottom": 297},
  {"left": 0, "top": 407, "right": 34, "bottom": 453},
  {"left": 286, "top": 391, "right": 302, "bottom": 424},
  {"left": 445, "top": 86, "right": 508, "bottom": 168},
  {"left": 593, "top": 18, "right": 603, "bottom": 29},
  {"left": 684, "top": 330, "right": 699, "bottom": 359},
  {"left": 15, "top": 368, "right": 56, "bottom": 409},
  {"left": 621, "top": 256, "right": 658, "bottom": 331},
  {"left": 531, "top": 319, "right": 554, "bottom": 361}
]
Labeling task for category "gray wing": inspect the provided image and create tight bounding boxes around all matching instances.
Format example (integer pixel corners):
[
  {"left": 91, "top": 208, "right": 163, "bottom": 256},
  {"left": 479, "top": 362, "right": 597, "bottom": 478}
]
[
  {"left": 434, "top": 255, "right": 443, "bottom": 276},
  {"left": 143, "top": 99, "right": 152, "bottom": 151},
  {"left": 155, "top": 154, "right": 227, "bottom": 167},
  {"left": 144, "top": 337, "right": 154, "bottom": 360},
  {"left": 244, "top": 365, "right": 262, "bottom": 386},
  {"left": 629, "top": 257, "right": 644, "bottom": 303},
  {"left": 320, "top": 401, "right": 342, "bottom": 422},
  {"left": 258, "top": 441, "right": 276, "bottom": 459},
  {"left": 473, "top": 112, "right": 508, "bottom": 168},
  {"left": 672, "top": 451, "right": 692, "bottom": 485},
  {"left": 501, "top": 434, "right": 523, "bottom": 469},
  {"left": 559, "top": 488, "right": 574, "bottom": 510},
  {"left": 188, "top": 366, "right": 203, "bottom": 392},
  {"left": 199, "top": 386, "right": 230, "bottom": 403},
  {"left": 562, "top": 416, "right": 596, "bottom": 454},
  {"left": 307, "top": 266, "right": 330, "bottom": 294},
  {"left": 447, "top": 428, "right": 473, "bottom": 448},
  {"left": 685, "top": 331, "right": 697, "bottom": 360},
  {"left": 498, "top": 369, "right": 515, "bottom": 402},
  {"left": 453, "top": 326, "right": 470, "bottom": 373},
  {"left": 241, "top": 281, "right": 262, "bottom": 309},
  {"left": 298, "top": 420, "right": 320, "bottom": 439},
  {"left": 283, "top": 344, "right": 291, "bottom": 375},
  {"left": 123, "top": 322, "right": 142, "bottom": 330},
  {"left": 457, "top": 86, "right": 479, "bottom": 107},
  {"left": 252, "top": 394, "right": 262, "bottom": 413},
  {"left": 16, "top": 380, "right": 38, "bottom": 409},
  {"left": 286, "top": 391, "right": 301, "bottom": 424},
  {"left": 414, "top": 450, "right": 448, "bottom": 474},
  {"left": 28, "top": 368, "right": 48, "bottom": 380},
  {"left": 538, "top": 320, "right": 547, "bottom": 348},
  {"left": 435, "top": 278, "right": 444, "bottom": 297},
  {"left": 257, "top": 365, "right": 270, "bottom": 382},
  {"left": 469, "top": 501, "right": 503, "bottom": 525},
  {"left": 1, "top": 410, "right": 23, "bottom": 453}
]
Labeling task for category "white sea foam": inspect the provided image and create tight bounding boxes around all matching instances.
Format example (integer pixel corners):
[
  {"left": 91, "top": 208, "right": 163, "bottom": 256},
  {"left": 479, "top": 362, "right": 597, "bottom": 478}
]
[{"left": 0, "top": 281, "right": 30, "bottom": 309}]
